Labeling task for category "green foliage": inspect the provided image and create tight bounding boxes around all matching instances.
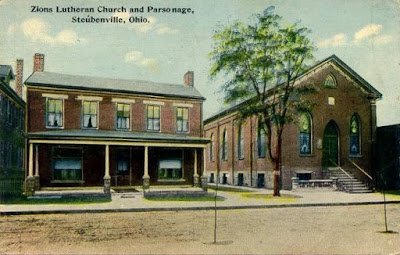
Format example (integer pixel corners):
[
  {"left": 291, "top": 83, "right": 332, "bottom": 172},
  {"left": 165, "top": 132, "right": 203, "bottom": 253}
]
[{"left": 209, "top": 6, "right": 315, "bottom": 164}]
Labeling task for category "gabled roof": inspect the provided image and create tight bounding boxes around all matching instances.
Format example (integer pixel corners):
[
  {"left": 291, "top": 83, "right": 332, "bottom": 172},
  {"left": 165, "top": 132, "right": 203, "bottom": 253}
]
[
  {"left": 204, "top": 54, "right": 382, "bottom": 124},
  {"left": 0, "top": 65, "right": 14, "bottom": 80},
  {"left": 25, "top": 71, "right": 205, "bottom": 100}
]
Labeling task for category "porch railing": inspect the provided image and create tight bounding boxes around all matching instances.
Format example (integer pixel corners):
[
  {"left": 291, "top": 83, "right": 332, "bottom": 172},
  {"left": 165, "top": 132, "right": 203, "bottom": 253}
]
[{"left": 292, "top": 178, "right": 337, "bottom": 189}]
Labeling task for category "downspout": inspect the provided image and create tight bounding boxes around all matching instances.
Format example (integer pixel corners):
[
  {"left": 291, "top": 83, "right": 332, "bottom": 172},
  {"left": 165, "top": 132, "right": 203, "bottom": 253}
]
[
  {"left": 231, "top": 119, "right": 235, "bottom": 185},
  {"left": 249, "top": 117, "right": 253, "bottom": 187}
]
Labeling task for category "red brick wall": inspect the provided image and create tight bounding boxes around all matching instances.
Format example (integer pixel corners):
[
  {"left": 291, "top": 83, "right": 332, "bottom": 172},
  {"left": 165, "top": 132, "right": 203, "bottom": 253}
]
[{"left": 27, "top": 89, "right": 203, "bottom": 136}]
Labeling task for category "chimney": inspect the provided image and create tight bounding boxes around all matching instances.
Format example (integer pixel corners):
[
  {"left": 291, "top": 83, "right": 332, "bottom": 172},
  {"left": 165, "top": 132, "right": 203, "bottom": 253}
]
[
  {"left": 33, "top": 53, "right": 44, "bottom": 72},
  {"left": 184, "top": 71, "right": 194, "bottom": 87},
  {"left": 15, "top": 59, "right": 23, "bottom": 98}
]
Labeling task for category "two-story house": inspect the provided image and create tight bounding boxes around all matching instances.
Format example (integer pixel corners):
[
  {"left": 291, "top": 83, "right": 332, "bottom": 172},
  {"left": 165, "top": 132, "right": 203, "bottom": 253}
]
[
  {"left": 0, "top": 62, "right": 25, "bottom": 198},
  {"left": 204, "top": 55, "right": 382, "bottom": 191},
  {"left": 25, "top": 53, "right": 208, "bottom": 194}
]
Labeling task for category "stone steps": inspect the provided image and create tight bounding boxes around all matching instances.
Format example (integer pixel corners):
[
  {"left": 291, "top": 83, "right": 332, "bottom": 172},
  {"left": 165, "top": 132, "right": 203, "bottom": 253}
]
[{"left": 328, "top": 167, "right": 373, "bottom": 193}]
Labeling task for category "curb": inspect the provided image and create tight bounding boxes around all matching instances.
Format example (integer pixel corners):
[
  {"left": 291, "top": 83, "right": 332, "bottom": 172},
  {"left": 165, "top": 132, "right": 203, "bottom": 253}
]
[{"left": 2, "top": 200, "right": 400, "bottom": 216}]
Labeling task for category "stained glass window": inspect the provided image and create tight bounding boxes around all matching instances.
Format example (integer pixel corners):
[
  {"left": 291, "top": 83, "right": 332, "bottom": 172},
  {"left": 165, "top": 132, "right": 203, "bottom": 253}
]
[
  {"left": 238, "top": 124, "right": 244, "bottom": 159},
  {"left": 257, "top": 120, "right": 266, "bottom": 158},
  {"left": 350, "top": 114, "right": 360, "bottom": 155},
  {"left": 299, "top": 112, "right": 312, "bottom": 155}
]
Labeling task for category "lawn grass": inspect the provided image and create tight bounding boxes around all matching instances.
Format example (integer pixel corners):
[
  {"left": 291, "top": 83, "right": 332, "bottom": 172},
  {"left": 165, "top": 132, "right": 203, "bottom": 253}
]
[
  {"left": 379, "top": 190, "right": 400, "bottom": 199},
  {"left": 0, "top": 196, "right": 111, "bottom": 205},
  {"left": 208, "top": 186, "right": 255, "bottom": 193},
  {"left": 144, "top": 195, "right": 225, "bottom": 202},
  {"left": 241, "top": 193, "right": 300, "bottom": 202}
]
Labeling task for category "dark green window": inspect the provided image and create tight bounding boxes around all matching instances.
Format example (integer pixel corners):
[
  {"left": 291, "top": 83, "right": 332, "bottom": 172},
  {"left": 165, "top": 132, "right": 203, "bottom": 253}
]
[
  {"left": 221, "top": 129, "right": 228, "bottom": 161},
  {"left": 158, "top": 159, "right": 182, "bottom": 180},
  {"left": 53, "top": 148, "right": 83, "bottom": 181},
  {"left": 257, "top": 121, "right": 266, "bottom": 158},
  {"left": 209, "top": 134, "right": 214, "bottom": 162},
  {"left": 238, "top": 124, "right": 244, "bottom": 159}
]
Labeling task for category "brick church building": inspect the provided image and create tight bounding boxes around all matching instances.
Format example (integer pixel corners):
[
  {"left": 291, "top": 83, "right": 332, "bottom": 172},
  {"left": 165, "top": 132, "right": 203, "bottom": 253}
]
[{"left": 204, "top": 55, "right": 382, "bottom": 190}]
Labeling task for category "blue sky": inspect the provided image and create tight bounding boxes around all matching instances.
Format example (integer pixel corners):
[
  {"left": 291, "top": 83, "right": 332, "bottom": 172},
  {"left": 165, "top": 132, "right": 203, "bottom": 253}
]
[{"left": 1, "top": 0, "right": 399, "bottom": 126}]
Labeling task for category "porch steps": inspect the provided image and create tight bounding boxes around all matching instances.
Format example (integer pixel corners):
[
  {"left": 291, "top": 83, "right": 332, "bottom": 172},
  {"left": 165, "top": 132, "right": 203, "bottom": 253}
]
[{"left": 328, "top": 168, "right": 373, "bottom": 193}]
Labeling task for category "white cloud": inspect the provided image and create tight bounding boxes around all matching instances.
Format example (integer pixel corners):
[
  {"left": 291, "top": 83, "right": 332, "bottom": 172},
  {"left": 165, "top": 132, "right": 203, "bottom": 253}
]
[
  {"left": 317, "top": 33, "right": 347, "bottom": 48},
  {"left": 124, "top": 51, "right": 159, "bottom": 71},
  {"left": 354, "top": 24, "right": 382, "bottom": 44},
  {"left": 112, "top": 12, "right": 179, "bottom": 35},
  {"left": 20, "top": 18, "right": 87, "bottom": 45}
]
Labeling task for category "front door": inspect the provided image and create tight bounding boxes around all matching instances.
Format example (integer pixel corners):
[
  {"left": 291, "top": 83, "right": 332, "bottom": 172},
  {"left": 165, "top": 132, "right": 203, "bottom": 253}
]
[{"left": 322, "top": 121, "right": 339, "bottom": 167}]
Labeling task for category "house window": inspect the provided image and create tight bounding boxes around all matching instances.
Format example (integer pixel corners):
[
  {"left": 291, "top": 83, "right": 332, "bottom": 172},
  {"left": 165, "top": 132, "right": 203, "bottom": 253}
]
[
  {"left": 221, "top": 129, "right": 228, "bottom": 161},
  {"left": 0, "top": 142, "right": 3, "bottom": 167},
  {"left": 257, "top": 120, "right": 266, "bottom": 158},
  {"left": 237, "top": 124, "right": 244, "bottom": 159},
  {"left": 116, "top": 103, "right": 130, "bottom": 130},
  {"left": 209, "top": 134, "right": 214, "bottom": 162},
  {"left": 117, "top": 159, "right": 129, "bottom": 175},
  {"left": 52, "top": 148, "right": 83, "bottom": 181},
  {"left": 176, "top": 107, "right": 189, "bottom": 133},
  {"left": 83, "top": 101, "right": 98, "bottom": 128},
  {"left": 146, "top": 105, "right": 160, "bottom": 131},
  {"left": 350, "top": 114, "right": 361, "bottom": 155},
  {"left": 46, "top": 99, "right": 63, "bottom": 127},
  {"left": 7, "top": 100, "right": 11, "bottom": 124},
  {"left": 324, "top": 74, "right": 336, "bottom": 88},
  {"left": 299, "top": 112, "right": 312, "bottom": 155},
  {"left": 158, "top": 159, "right": 182, "bottom": 180}
]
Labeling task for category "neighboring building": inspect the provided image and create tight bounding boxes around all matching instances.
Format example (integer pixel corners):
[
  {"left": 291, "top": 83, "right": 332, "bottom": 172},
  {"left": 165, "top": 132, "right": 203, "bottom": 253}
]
[
  {"left": 377, "top": 124, "right": 400, "bottom": 190},
  {"left": 25, "top": 53, "right": 208, "bottom": 193},
  {"left": 0, "top": 61, "right": 25, "bottom": 198},
  {"left": 204, "top": 55, "right": 382, "bottom": 190}
]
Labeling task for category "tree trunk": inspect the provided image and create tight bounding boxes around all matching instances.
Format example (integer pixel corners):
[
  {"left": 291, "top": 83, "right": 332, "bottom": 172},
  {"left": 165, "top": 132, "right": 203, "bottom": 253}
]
[{"left": 273, "top": 134, "right": 282, "bottom": 196}]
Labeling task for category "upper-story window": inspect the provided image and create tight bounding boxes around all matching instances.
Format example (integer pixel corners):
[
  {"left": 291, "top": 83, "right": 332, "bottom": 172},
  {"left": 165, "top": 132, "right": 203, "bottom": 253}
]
[
  {"left": 299, "top": 112, "right": 312, "bottom": 155},
  {"left": 46, "top": 99, "right": 63, "bottom": 128},
  {"left": 116, "top": 103, "right": 130, "bottom": 130},
  {"left": 257, "top": 120, "right": 266, "bottom": 158},
  {"left": 209, "top": 133, "right": 214, "bottom": 162},
  {"left": 237, "top": 124, "right": 244, "bottom": 160},
  {"left": 146, "top": 105, "right": 161, "bottom": 131},
  {"left": 176, "top": 107, "right": 189, "bottom": 133},
  {"left": 349, "top": 114, "right": 361, "bottom": 155},
  {"left": 324, "top": 74, "right": 336, "bottom": 88},
  {"left": 221, "top": 129, "right": 228, "bottom": 161},
  {"left": 83, "top": 101, "right": 98, "bottom": 128}
]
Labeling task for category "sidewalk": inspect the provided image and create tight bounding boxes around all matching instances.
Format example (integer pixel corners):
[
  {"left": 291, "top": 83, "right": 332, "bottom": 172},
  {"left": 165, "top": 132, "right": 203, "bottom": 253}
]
[{"left": 1, "top": 186, "right": 400, "bottom": 215}]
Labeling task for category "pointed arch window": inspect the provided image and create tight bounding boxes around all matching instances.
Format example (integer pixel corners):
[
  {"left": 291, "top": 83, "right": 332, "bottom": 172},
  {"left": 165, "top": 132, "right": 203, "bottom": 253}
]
[
  {"left": 257, "top": 120, "right": 266, "bottom": 158},
  {"left": 299, "top": 112, "right": 312, "bottom": 155},
  {"left": 349, "top": 114, "right": 361, "bottom": 155},
  {"left": 324, "top": 74, "right": 336, "bottom": 88},
  {"left": 221, "top": 129, "right": 228, "bottom": 161},
  {"left": 237, "top": 124, "right": 244, "bottom": 160},
  {"left": 209, "top": 134, "right": 214, "bottom": 162}
]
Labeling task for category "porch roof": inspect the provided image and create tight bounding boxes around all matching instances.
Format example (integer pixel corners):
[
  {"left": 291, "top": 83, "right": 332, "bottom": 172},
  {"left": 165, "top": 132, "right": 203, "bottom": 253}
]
[{"left": 27, "top": 130, "right": 210, "bottom": 144}]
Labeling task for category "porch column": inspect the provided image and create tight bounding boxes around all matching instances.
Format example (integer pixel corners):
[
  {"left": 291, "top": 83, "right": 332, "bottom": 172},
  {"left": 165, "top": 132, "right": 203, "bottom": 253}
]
[
  {"left": 200, "top": 148, "right": 208, "bottom": 191},
  {"left": 193, "top": 149, "right": 200, "bottom": 187},
  {"left": 142, "top": 146, "right": 150, "bottom": 189},
  {"left": 26, "top": 143, "right": 35, "bottom": 195},
  {"left": 34, "top": 145, "right": 40, "bottom": 190},
  {"left": 103, "top": 145, "right": 111, "bottom": 194}
]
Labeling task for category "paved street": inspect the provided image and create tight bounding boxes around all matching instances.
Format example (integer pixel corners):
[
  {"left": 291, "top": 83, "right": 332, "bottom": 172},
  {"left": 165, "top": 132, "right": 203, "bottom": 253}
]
[{"left": 1, "top": 204, "right": 400, "bottom": 254}]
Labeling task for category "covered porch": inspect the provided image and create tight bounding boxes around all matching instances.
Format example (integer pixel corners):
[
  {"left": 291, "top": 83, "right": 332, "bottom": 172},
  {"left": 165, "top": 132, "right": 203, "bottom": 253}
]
[{"left": 25, "top": 131, "right": 209, "bottom": 195}]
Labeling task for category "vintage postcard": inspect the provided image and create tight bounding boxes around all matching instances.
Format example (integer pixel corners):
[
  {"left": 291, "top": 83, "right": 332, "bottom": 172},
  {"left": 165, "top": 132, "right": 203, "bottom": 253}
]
[{"left": 0, "top": 0, "right": 399, "bottom": 254}]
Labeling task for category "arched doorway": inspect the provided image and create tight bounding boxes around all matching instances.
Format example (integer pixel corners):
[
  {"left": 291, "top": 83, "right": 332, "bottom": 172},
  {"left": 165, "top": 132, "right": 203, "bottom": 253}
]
[{"left": 322, "top": 120, "right": 339, "bottom": 167}]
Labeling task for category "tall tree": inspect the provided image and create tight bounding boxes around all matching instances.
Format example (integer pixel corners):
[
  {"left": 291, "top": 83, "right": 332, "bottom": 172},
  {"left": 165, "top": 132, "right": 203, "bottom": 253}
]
[{"left": 209, "top": 6, "right": 315, "bottom": 196}]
